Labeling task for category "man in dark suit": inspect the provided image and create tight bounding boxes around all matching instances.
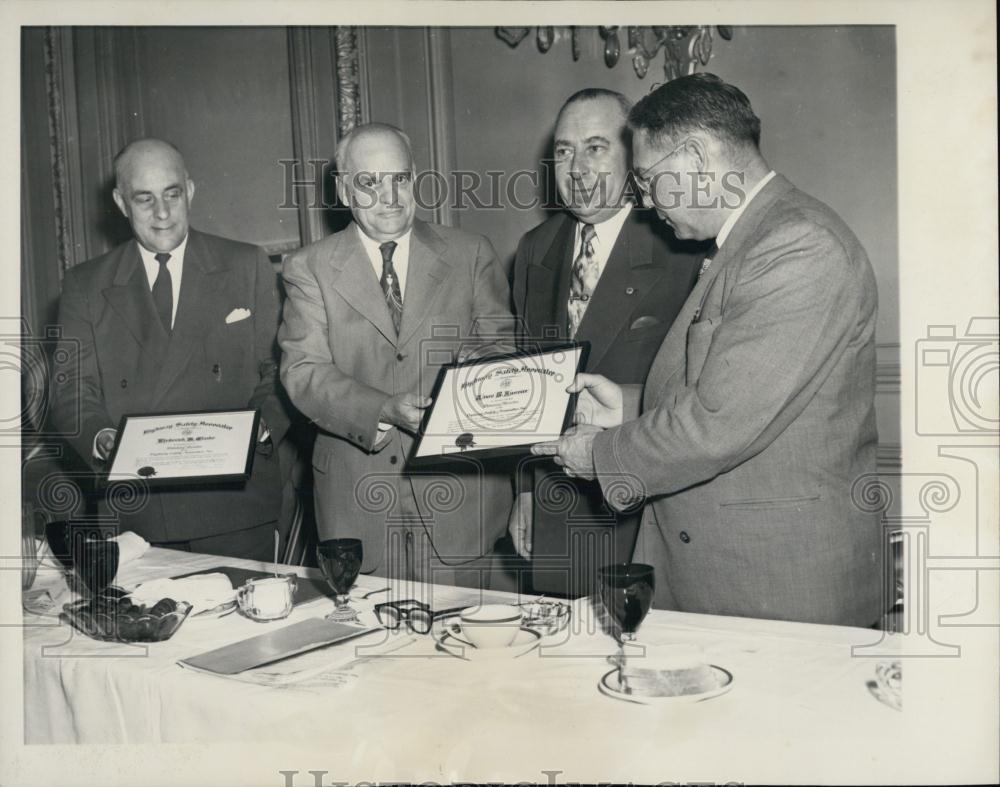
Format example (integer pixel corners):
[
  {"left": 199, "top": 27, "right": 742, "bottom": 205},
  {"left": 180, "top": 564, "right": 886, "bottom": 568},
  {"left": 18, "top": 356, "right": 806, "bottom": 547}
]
[
  {"left": 510, "top": 88, "right": 703, "bottom": 597},
  {"left": 51, "top": 138, "right": 289, "bottom": 561},
  {"left": 536, "top": 75, "right": 883, "bottom": 627},
  {"left": 279, "top": 122, "right": 514, "bottom": 588}
]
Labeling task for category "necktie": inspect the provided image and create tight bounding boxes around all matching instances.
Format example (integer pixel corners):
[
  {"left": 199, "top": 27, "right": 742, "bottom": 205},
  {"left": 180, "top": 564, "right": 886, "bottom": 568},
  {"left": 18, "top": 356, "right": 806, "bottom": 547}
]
[
  {"left": 152, "top": 252, "right": 173, "bottom": 332},
  {"left": 698, "top": 241, "right": 720, "bottom": 280},
  {"left": 379, "top": 241, "right": 403, "bottom": 335},
  {"left": 568, "top": 223, "right": 598, "bottom": 338}
]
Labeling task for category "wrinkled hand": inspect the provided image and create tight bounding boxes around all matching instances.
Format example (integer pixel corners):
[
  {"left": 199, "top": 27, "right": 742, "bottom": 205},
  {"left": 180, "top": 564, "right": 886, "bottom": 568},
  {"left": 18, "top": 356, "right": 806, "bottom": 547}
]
[
  {"left": 570, "top": 373, "right": 624, "bottom": 429},
  {"left": 531, "top": 424, "right": 602, "bottom": 480},
  {"left": 379, "top": 392, "right": 432, "bottom": 434},
  {"left": 95, "top": 428, "right": 117, "bottom": 461},
  {"left": 508, "top": 491, "right": 533, "bottom": 559}
]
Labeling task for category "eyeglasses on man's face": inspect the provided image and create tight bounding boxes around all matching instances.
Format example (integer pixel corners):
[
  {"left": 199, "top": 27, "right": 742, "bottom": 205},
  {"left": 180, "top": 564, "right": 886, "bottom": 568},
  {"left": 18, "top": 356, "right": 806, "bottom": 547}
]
[{"left": 633, "top": 138, "right": 691, "bottom": 195}]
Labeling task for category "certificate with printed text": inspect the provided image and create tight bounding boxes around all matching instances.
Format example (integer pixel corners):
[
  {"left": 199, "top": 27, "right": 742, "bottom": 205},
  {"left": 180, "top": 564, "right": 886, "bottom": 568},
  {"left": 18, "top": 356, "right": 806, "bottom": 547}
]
[
  {"left": 410, "top": 343, "right": 588, "bottom": 463},
  {"left": 106, "top": 409, "right": 259, "bottom": 487}
]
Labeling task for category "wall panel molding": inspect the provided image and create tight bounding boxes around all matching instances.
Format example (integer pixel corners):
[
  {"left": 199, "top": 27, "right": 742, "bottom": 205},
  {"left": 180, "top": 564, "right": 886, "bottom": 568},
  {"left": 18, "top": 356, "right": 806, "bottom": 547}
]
[
  {"left": 288, "top": 28, "right": 327, "bottom": 246},
  {"left": 424, "top": 28, "right": 457, "bottom": 227},
  {"left": 334, "top": 27, "right": 363, "bottom": 138},
  {"left": 43, "top": 27, "right": 86, "bottom": 274}
]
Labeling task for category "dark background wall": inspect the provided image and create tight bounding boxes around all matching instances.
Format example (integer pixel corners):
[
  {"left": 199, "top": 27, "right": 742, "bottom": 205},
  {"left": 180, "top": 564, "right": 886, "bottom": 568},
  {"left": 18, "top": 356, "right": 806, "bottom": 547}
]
[{"left": 20, "top": 25, "right": 900, "bottom": 452}]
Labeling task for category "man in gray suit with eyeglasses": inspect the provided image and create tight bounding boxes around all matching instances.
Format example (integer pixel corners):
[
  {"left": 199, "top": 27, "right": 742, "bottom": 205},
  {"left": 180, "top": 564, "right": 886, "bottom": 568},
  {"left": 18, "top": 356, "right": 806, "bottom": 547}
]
[{"left": 535, "top": 74, "right": 885, "bottom": 628}]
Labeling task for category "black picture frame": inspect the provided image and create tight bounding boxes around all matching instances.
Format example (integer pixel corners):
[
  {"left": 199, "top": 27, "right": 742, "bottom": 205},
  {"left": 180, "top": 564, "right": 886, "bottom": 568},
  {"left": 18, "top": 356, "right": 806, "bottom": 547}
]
[
  {"left": 407, "top": 341, "right": 589, "bottom": 468},
  {"left": 103, "top": 408, "right": 260, "bottom": 489}
]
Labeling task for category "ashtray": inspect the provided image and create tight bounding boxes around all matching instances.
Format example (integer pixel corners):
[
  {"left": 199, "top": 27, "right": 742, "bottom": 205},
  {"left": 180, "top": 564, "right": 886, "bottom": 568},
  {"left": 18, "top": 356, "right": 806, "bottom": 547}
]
[
  {"left": 518, "top": 600, "right": 571, "bottom": 635},
  {"left": 60, "top": 590, "right": 192, "bottom": 642},
  {"left": 599, "top": 663, "right": 734, "bottom": 705}
]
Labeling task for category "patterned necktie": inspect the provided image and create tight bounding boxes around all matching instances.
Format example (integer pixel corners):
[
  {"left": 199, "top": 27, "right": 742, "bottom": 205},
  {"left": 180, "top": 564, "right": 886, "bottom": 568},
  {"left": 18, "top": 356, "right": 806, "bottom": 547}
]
[
  {"left": 698, "top": 241, "right": 720, "bottom": 280},
  {"left": 379, "top": 241, "right": 403, "bottom": 335},
  {"left": 152, "top": 252, "right": 173, "bottom": 333},
  {"left": 568, "top": 223, "right": 598, "bottom": 338}
]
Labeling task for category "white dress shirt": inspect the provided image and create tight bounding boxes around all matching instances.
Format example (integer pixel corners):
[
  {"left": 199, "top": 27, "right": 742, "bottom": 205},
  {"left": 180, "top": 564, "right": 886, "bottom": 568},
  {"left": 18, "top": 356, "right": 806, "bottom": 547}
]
[
  {"left": 715, "top": 170, "right": 776, "bottom": 250},
  {"left": 138, "top": 234, "right": 188, "bottom": 329},
  {"left": 569, "top": 202, "right": 633, "bottom": 285},
  {"left": 357, "top": 224, "right": 413, "bottom": 298}
]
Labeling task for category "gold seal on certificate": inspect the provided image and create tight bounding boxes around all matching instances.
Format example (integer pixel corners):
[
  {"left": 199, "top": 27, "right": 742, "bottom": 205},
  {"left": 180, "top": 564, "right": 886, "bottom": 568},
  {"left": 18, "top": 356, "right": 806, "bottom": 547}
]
[
  {"left": 411, "top": 343, "right": 588, "bottom": 463},
  {"left": 106, "top": 409, "right": 260, "bottom": 486}
]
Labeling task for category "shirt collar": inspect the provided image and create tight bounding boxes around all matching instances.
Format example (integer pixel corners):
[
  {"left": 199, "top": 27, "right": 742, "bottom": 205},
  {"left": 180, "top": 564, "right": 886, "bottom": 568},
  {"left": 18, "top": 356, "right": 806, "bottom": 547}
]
[
  {"left": 137, "top": 234, "right": 189, "bottom": 266},
  {"left": 716, "top": 170, "right": 776, "bottom": 249},
  {"left": 356, "top": 223, "right": 412, "bottom": 263},
  {"left": 581, "top": 202, "right": 633, "bottom": 247}
]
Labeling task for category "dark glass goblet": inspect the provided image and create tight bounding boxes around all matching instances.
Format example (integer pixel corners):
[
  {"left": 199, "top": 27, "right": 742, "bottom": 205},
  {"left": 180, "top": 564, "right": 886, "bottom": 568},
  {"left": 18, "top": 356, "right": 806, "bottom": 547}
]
[
  {"left": 44, "top": 520, "right": 75, "bottom": 571},
  {"left": 597, "top": 563, "right": 655, "bottom": 668},
  {"left": 316, "top": 538, "right": 363, "bottom": 622},
  {"left": 75, "top": 538, "right": 120, "bottom": 598}
]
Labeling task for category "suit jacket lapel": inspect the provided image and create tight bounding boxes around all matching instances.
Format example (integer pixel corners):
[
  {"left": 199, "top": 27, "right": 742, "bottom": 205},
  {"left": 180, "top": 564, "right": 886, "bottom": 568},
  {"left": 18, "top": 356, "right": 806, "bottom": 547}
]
[
  {"left": 642, "top": 174, "right": 795, "bottom": 409},
  {"left": 398, "top": 220, "right": 450, "bottom": 348},
  {"left": 529, "top": 215, "right": 575, "bottom": 339},
  {"left": 150, "top": 231, "right": 226, "bottom": 408},
  {"left": 576, "top": 211, "right": 666, "bottom": 369},
  {"left": 325, "top": 223, "right": 398, "bottom": 346},
  {"left": 102, "top": 241, "right": 170, "bottom": 352}
]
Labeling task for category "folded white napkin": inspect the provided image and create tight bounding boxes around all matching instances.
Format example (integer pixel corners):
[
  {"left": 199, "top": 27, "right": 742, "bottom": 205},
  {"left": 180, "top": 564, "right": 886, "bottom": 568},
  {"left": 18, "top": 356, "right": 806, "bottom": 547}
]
[
  {"left": 130, "top": 573, "right": 235, "bottom": 614},
  {"left": 111, "top": 531, "right": 150, "bottom": 565}
]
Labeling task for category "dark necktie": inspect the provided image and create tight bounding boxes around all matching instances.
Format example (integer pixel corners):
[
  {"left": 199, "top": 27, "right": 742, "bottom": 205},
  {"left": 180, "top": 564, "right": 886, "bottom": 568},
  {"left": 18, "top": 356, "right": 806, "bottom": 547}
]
[
  {"left": 379, "top": 241, "right": 403, "bottom": 335},
  {"left": 152, "top": 252, "right": 173, "bottom": 333}
]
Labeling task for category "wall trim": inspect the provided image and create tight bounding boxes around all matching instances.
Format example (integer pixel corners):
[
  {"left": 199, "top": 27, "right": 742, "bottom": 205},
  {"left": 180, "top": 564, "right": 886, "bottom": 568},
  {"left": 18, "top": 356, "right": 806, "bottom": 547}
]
[
  {"left": 287, "top": 27, "right": 327, "bottom": 246},
  {"left": 877, "top": 443, "right": 902, "bottom": 471},
  {"left": 424, "top": 28, "right": 457, "bottom": 227},
  {"left": 876, "top": 342, "right": 901, "bottom": 393},
  {"left": 334, "top": 27, "right": 363, "bottom": 139}
]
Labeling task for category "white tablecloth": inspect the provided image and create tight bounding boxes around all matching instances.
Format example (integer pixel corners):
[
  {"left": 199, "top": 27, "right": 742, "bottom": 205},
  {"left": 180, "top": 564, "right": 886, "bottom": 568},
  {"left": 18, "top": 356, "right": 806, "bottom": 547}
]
[{"left": 23, "top": 547, "right": 907, "bottom": 782}]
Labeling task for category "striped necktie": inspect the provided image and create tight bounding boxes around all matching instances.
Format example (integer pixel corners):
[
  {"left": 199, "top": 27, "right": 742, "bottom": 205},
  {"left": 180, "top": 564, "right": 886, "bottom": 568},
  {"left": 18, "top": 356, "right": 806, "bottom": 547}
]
[{"left": 379, "top": 241, "right": 403, "bottom": 335}]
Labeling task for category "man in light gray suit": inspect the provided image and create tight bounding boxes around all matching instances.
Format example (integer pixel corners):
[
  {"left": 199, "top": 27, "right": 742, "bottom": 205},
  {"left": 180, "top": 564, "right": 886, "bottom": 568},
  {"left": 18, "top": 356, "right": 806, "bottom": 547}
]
[
  {"left": 279, "top": 123, "right": 514, "bottom": 589},
  {"left": 535, "top": 74, "right": 884, "bottom": 627}
]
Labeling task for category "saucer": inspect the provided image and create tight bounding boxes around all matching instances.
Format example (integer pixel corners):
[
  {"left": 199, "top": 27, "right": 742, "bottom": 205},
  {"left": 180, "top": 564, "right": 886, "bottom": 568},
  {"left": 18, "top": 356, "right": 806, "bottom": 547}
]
[
  {"left": 190, "top": 599, "right": 239, "bottom": 621},
  {"left": 435, "top": 627, "right": 541, "bottom": 661},
  {"left": 598, "top": 665, "right": 734, "bottom": 705}
]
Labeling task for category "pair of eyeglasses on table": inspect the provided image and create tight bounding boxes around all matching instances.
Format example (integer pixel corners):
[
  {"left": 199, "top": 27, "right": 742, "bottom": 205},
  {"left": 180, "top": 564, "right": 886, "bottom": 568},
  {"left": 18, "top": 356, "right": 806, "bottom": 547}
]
[{"left": 373, "top": 600, "right": 466, "bottom": 635}]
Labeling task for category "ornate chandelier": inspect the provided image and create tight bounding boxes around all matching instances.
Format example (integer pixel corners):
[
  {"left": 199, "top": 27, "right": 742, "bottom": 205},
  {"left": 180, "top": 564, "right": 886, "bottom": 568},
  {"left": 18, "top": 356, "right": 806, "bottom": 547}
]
[{"left": 496, "top": 26, "right": 733, "bottom": 81}]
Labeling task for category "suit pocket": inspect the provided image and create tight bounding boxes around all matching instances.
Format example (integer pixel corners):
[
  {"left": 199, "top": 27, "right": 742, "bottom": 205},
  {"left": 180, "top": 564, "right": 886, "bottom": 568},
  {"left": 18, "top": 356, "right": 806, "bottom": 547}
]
[
  {"left": 311, "top": 439, "right": 333, "bottom": 474},
  {"left": 719, "top": 495, "right": 823, "bottom": 551},
  {"left": 720, "top": 494, "right": 822, "bottom": 511},
  {"left": 685, "top": 318, "right": 716, "bottom": 385}
]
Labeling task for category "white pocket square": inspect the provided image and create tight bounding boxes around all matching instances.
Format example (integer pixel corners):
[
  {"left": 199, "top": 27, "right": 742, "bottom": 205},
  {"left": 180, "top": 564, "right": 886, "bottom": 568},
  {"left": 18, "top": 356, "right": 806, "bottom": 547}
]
[{"left": 225, "top": 308, "right": 252, "bottom": 324}]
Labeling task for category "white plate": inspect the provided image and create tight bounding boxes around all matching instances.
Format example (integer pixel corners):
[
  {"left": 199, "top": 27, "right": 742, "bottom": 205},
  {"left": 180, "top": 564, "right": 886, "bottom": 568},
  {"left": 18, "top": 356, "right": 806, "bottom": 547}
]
[
  {"left": 434, "top": 627, "right": 542, "bottom": 661},
  {"left": 598, "top": 665, "right": 734, "bottom": 705}
]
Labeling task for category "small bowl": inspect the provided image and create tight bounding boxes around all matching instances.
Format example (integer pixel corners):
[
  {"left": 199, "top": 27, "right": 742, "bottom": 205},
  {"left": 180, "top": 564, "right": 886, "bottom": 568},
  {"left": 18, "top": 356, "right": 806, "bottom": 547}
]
[
  {"left": 519, "top": 600, "right": 571, "bottom": 636},
  {"left": 455, "top": 604, "right": 523, "bottom": 649},
  {"left": 61, "top": 592, "right": 192, "bottom": 643}
]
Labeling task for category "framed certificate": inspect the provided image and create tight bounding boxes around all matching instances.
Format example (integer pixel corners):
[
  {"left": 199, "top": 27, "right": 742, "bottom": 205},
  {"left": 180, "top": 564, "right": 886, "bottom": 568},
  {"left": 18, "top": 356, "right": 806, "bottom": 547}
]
[
  {"left": 105, "top": 408, "right": 260, "bottom": 487},
  {"left": 409, "top": 342, "right": 588, "bottom": 465}
]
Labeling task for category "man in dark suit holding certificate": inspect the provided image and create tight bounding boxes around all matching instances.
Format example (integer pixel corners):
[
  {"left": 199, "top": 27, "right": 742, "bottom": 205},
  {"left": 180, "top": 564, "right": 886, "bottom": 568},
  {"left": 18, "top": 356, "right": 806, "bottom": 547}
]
[
  {"left": 510, "top": 88, "right": 703, "bottom": 596},
  {"left": 535, "top": 75, "right": 883, "bottom": 627},
  {"left": 51, "top": 139, "right": 289, "bottom": 560}
]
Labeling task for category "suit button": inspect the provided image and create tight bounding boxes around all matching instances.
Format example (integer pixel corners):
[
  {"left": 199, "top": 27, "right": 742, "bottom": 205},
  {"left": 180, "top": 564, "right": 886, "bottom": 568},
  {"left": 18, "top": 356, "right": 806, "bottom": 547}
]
[
  {"left": 389, "top": 455, "right": 398, "bottom": 465},
  {"left": 120, "top": 379, "right": 127, "bottom": 388},
  {"left": 679, "top": 531, "right": 691, "bottom": 543},
  {"left": 625, "top": 287, "right": 635, "bottom": 295},
  {"left": 212, "top": 364, "right": 220, "bottom": 374},
  {"left": 396, "top": 353, "right": 405, "bottom": 361}
]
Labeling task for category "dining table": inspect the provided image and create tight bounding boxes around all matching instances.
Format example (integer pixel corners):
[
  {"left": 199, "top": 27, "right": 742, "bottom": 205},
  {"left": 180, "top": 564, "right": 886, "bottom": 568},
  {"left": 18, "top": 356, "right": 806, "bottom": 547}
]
[{"left": 21, "top": 544, "right": 914, "bottom": 784}]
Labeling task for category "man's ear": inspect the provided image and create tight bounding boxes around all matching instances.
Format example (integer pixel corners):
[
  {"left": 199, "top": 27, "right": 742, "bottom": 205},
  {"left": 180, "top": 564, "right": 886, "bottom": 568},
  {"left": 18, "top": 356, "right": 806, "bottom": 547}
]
[
  {"left": 112, "top": 188, "right": 128, "bottom": 218},
  {"left": 685, "top": 137, "right": 710, "bottom": 175},
  {"left": 186, "top": 178, "right": 196, "bottom": 204},
  {"left": 336, "top": 176, "right": 349, "bottom": 207}
]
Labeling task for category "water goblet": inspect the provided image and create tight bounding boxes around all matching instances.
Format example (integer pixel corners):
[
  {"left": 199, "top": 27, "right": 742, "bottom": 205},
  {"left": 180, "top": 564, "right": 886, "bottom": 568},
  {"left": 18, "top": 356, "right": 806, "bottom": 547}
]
[
  {"left": 316, "top": 538, "right": 363, "bottom": 622},
  {"left": 597, "top": 563, "right": 655, "bottom": 672}
]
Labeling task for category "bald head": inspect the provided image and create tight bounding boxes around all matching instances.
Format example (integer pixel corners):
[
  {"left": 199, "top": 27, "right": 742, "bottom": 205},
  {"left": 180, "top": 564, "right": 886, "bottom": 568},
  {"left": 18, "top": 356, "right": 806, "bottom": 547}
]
[
  {"left": 112, "top": 138, "right": 195, "bottom": 254},
  {"left": 335, "top": 123, "right": 416, "bottom": 242}
]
